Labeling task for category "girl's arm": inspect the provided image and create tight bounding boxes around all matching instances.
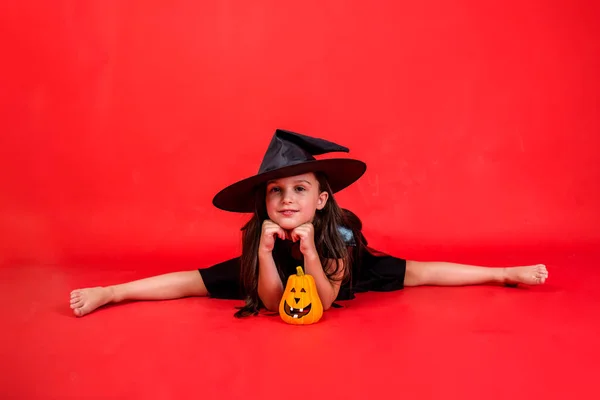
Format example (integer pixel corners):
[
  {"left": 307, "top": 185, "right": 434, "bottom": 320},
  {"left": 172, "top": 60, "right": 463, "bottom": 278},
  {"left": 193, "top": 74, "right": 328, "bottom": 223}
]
[
  {"left": 257, "top": 220, "right": 287, "bottom": 311},
  {"left": 258, "top": 250, "right": 284, "bottom": 311},
  {"left": 292, "top": 223, "right": 348, "bottom": 310},
  {"left": 303, "top": 255, "right": 344, "bottom": 310}
]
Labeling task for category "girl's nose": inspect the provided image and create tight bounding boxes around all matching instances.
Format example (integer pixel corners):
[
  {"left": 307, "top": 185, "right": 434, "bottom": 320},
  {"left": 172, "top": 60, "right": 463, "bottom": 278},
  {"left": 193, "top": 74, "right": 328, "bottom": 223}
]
[{"left": 282, "top": 189, "right": 294, "bottom": 203}]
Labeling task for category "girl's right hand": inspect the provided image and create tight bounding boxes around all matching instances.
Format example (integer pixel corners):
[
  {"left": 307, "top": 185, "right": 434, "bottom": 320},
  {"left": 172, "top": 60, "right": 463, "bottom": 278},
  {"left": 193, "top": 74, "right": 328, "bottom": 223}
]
[{"left": 259, "top": 220, "right": 286, "bottom": 253}]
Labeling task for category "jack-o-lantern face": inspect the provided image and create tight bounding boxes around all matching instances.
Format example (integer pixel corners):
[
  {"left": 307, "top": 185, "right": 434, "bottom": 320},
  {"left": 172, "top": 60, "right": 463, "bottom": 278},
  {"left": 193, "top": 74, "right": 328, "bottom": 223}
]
[{"left": 279, "top": 267, "right": 323, "bottom": 325}]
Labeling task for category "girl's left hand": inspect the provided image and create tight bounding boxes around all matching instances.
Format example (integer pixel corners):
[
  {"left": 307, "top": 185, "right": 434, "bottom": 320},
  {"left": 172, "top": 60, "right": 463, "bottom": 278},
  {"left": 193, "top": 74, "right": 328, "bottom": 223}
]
[{"left": 291, "top": 223, "right": 318, "bottom": 259}]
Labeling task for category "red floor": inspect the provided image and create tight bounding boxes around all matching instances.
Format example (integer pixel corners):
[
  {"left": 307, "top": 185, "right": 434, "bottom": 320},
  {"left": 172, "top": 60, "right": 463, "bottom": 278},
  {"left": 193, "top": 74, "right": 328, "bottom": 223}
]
[{"left": 2, "top": 252, "right": 599, "bottom": 399}]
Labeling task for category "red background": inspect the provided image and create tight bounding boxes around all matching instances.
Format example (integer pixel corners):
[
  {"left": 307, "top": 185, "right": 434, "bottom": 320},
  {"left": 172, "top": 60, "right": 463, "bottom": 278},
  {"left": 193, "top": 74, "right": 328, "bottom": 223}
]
[{"left": 1, "top": 0, "right": 599, "bottom": 267}]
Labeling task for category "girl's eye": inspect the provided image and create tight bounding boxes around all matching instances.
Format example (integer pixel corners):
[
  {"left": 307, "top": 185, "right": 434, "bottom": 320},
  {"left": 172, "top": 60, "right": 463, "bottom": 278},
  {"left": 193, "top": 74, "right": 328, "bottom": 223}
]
[
  {"left": 295, "top": 186, "right": 305, "bottom": 192},
  {"left": 269, "top": 187, "right": 280, "bottom": 193}
]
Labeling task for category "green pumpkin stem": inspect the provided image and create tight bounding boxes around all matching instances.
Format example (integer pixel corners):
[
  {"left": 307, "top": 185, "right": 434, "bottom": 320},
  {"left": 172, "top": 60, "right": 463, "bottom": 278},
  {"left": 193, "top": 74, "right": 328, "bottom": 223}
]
[{"left": 296, "top": 266, "right": 304, "bottom": 276}]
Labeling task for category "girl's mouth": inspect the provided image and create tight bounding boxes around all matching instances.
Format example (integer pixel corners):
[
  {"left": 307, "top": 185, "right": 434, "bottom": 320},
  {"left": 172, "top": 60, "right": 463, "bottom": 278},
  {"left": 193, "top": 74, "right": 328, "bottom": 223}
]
[{"left": 280, "top": 210, "right": 298, "bottom": 217}]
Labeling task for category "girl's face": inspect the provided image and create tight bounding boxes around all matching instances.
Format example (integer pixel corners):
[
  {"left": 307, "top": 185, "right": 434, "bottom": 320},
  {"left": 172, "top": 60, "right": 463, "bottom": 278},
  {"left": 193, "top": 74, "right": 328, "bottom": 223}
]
[{"left": 265, "top": 172, "right": 329, "bottom": 231}]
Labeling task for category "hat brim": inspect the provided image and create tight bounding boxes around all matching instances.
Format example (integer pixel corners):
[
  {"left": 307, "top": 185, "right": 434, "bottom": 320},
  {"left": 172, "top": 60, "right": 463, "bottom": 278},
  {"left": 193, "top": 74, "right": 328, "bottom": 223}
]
[{"left": 212, "top": 158, "right": 367, "bottom": 213}]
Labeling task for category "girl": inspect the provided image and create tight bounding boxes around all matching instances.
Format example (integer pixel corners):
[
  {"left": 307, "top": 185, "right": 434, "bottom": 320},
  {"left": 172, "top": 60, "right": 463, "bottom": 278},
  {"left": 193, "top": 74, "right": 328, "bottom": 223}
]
[{"left": 69, "top": 129, "right": 548, "bottom": 317}]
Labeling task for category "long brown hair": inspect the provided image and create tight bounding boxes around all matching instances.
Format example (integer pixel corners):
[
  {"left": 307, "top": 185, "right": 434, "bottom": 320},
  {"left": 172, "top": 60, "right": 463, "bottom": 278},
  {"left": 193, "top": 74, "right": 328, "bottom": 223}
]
[{"left": 233, "top": 172, "right": 351, "bottom": 318}]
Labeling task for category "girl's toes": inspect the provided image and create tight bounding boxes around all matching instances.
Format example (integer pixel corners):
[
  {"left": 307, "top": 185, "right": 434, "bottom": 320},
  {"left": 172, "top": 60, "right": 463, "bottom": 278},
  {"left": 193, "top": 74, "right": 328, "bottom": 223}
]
[
  {"left": 77, "top": 306, "right": 91, "bottom": 317},
  {"left": 70, "top": 298, "right": 85, "bottom": 309}
]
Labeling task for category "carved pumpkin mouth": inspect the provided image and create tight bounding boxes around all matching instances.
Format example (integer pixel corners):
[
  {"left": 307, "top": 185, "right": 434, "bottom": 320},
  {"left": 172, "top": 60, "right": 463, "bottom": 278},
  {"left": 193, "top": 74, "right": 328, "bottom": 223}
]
[{"left": 283, "top": 301, "right": 312, "bottom": 319}]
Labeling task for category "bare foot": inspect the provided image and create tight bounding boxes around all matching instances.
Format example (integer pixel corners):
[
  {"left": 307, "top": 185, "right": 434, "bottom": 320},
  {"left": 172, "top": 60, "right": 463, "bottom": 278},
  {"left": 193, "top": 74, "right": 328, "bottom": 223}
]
[
  {"left": 70, "top": 287, "right": 114, "bottom": 317},
  {"left": 504, "top": 264, "right": 548, "bottom": 286}
]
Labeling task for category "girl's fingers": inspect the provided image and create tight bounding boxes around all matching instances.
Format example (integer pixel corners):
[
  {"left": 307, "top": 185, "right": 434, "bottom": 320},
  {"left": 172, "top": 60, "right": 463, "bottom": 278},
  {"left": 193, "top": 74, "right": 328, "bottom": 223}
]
[
  {"left": 264, "top": 226, "right": 286, "bottom": 241},
  {"left": 291, "top": 228, "right": 304, "bottom": 242},
  {"left": 277, "top": 228, "right": 286, "bottom": 240}
]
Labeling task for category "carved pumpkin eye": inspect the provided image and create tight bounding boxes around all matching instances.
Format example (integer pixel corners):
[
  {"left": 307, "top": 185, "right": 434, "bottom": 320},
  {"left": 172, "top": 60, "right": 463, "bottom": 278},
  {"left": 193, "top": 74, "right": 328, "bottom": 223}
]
[
  {"left": 300, "top": 288, "right": 306, "bottom": 293},
  {"left": 290, "top": 288, "right": 295, "bottom": 292}
]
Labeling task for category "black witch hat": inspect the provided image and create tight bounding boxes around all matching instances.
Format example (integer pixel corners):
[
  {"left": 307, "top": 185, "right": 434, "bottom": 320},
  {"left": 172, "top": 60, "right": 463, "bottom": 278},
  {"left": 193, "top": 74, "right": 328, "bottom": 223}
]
[{"left": 212, "top": 129, "right": 367, "bottom": 213}]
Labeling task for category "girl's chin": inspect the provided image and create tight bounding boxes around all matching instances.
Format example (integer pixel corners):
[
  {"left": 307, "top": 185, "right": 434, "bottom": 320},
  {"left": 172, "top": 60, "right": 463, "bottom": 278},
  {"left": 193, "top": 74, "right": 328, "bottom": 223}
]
[
  {"left": 276, "top": 219, "right": 309, "bottom": 230},
  {"left": 278, "top": 222, "right": 301, "bottom": 230},
  {"left": 268, "top": 215, "right": 313, "bottom": 230}
]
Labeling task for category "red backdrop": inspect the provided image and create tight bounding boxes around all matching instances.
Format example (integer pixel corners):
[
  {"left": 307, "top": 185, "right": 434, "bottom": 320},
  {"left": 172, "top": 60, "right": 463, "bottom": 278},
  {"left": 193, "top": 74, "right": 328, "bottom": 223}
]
[{"left": 1, "top": 1, "right": 599, "bottom": 267}]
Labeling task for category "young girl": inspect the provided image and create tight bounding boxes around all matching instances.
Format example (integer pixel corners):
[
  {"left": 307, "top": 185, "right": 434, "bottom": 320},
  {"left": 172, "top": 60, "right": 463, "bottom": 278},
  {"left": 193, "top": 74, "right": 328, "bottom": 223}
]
[{"left": 69, "top": 129, "right": 548, "bottom": 318}]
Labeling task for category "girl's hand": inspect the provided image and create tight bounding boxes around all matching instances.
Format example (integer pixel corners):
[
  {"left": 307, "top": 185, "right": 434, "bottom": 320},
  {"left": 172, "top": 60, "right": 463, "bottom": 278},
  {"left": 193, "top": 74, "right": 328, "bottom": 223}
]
[
  {"left": 291, "top": 223, "right": 318, "bottom": 259},
  {"left": 259, "top": 220, "right": 286, "bottom": 254}
]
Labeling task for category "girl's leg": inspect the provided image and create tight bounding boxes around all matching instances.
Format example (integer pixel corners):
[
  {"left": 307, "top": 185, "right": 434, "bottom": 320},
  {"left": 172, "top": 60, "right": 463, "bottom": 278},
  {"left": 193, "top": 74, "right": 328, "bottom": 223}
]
[
  {"left": 69, "top": 270, "right": 208, "bottom": 317},
  {"left": 404, "top": 261, "right": 548, "bottom": 287}
]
